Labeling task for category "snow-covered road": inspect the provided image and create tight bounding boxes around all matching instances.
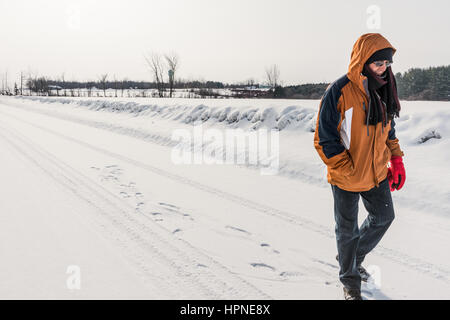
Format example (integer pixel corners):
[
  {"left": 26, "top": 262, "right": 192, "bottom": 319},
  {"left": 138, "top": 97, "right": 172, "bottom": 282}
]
[{"left": 0, "top": 96, "right": 449, "bottom": 299}]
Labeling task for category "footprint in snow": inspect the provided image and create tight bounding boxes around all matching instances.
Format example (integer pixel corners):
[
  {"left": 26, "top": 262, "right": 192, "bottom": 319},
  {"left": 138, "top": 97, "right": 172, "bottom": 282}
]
[
  {"left": 135, "top": 202, "right": 145, "bottom": 212},
  {"left": 279, "top": 271, "right": 304, "bottom": 278},
  {"left": 157, "top": 202, "right": 193, "bottom": 220},
  {"left": 158, "top": 202, "right": 180, "bottom": 209},
  {"left": 225, "top": 225, "right": 251, "bottom": 235},
  {"left": 104, "top": 175, "right": 118, "bottom": 181},
  {"left": 260, "top": 243, "right": 280, "bottom": 254},
  {"left": 250, "top": 263, "right": 276, "bottom": 272}
]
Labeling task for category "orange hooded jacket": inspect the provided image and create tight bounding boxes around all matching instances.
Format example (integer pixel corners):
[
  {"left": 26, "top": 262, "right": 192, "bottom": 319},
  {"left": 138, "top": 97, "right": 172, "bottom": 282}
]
[{"left": 314, "top": 33, "right": 404, "bottom": 192}]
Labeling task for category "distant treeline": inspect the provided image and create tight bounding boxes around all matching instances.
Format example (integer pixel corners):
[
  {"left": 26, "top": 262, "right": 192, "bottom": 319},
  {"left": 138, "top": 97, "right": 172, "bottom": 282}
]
[
  {"left": 279, "top": 83, "right": 329, "bottom": 99},
  {"left": 278, "top": 65, "right": 449, "bottom": 100},
  {"left": 395, "top": 65, "right": 449, "bottom": 101},
  {"left": 42, "top": 79, "right": 329, "bottom": 99},
  {"left": 6, "top": 65, "right": 448, "bottom": 100},
  {"left": 46, "top": 80, "right": 227, "bottom": 90}
]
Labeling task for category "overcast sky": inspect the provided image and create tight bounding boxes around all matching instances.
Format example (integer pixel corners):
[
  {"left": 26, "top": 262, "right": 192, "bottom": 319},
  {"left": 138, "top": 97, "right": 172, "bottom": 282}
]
[{"left": 0, "top": 0, "right": 449, "bottom": 86}]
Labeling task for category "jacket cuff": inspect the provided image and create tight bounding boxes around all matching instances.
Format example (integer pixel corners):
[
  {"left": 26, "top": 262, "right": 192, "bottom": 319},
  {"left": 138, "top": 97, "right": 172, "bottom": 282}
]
[{"left": 386, "top": 138, "right": 404, "bottom": 157}]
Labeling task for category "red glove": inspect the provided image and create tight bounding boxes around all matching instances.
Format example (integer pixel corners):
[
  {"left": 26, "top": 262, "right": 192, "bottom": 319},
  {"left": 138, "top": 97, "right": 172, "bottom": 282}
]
[{"left": 387, "top": 156, "right": 406, "bottom": 191}]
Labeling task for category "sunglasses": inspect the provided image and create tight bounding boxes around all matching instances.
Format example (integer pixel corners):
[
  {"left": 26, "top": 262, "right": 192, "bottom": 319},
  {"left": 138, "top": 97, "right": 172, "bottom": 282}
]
[{"left": 373, "top": 61, "right": 393, "bottom": 67}]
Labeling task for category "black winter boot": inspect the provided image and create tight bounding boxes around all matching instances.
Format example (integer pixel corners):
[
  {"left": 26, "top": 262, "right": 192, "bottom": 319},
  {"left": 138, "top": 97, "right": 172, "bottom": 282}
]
[
  {"left": 343, "top": 287, "right": 363, "bottom": 300},
  {"left": 336, "top": 254, "right": 371, "bottom": 282},
  {"left": 357, "top": 265, "right": 371, "bottom": 282}
]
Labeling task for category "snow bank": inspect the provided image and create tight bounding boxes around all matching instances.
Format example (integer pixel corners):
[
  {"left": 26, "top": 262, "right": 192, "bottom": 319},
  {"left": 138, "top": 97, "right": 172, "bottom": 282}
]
[
  {"left": 14, "top": 96, "right": 317, "bottom": 132},
  {"left": 5, "top": 96, "right": 450, "bottom": 217}
]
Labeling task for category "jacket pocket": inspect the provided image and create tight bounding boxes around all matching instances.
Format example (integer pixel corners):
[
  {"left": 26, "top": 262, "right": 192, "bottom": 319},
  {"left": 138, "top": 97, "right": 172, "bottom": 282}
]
[
  {"left": 342, "top": 157, "right": 355, "bottom": 177},
  {"left": 330, "top": 152, "right": 355, "bottom": 178}
]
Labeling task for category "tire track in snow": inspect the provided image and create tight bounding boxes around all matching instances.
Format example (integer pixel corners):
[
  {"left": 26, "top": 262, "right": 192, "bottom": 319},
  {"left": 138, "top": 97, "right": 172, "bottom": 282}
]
[
  {"left": 0, "top": 122, "right": 270, "bottom": 299},
  {"left": 1, "top": 104, "right": 450, "bottom": 286}
]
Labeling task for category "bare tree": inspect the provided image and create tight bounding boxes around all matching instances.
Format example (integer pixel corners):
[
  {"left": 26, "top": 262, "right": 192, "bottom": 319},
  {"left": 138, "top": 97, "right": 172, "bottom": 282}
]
[
  {"left": 5, "top": 71, "right": 8, "bottom": 94},
  {"left": 20, "top": 71, "right": 25, "bottom": 95},
  {"left": 246, "top": 78, "right": 256, "bottom": 88},
  {"left": 87, "top": 84, "right": 93, "bottom": 97},
  {"left": 61, "top": 73, "right": 66, "bottom": 96},
  {"left": 29, "top": 76, "right": 49, "bottom": 96},
  {"left": 113, "top": 75, "right": 118, "bottom": 98},
  {"left": 121, "top": 78, "right": 127, "bottom": 97},
  {"left": 98, "top": 74, "right": 108, "bottom": 97},
  {"left": 144, "top": 52, "right": 165, "bottom": 98},
  {"left": 43, "top": 77, "right": 50, "bottom": 95},
  {"left": 25, "top": 68, "right": 38, "bottom": 96},
  {"left": 26, "top": 75, "right": 34, "bottom": 96},
  {"left": 165, "top": 52, "right": 179, "bottom": 98},
  {"left": 265, "top": 64, "right": 280, "bottom": 90},
  {"left": 1, "top": 71, "right": 10, "bottom": 95}
]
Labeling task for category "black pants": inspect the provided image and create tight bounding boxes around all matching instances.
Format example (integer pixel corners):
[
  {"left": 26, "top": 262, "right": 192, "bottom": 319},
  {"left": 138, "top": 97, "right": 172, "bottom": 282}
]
[{"left": 331, "top": 178, "right": 395, "bottom": 290}]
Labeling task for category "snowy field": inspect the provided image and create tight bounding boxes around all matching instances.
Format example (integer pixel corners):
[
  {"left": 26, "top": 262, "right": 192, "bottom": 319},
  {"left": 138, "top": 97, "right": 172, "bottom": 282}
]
[{"left": 0, "top": 95, "right": 449, "bottom": 300}]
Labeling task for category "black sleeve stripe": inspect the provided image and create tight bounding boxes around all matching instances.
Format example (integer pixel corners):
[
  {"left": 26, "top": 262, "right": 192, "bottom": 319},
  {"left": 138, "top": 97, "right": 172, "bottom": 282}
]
[
  {"left": 318, "top": 75, "right": 349, "bottom": 159},
  {"left": 388, "top": 118, "right": 397, "bottom": 140}
]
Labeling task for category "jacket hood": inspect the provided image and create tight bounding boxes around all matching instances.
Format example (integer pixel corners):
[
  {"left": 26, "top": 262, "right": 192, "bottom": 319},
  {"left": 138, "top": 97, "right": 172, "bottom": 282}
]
[{"left": 347, "top": 33, "right": 396, "bottom": 94}]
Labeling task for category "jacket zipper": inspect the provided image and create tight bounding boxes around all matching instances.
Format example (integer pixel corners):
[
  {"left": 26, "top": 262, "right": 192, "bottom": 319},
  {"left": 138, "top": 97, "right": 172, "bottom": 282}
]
[
  {"left": 361, "top": 77, "right": 381, "bottom": 188},
  {"left": 372, "top": 125, "right": 379, "bottom": 188},
  {"left": 362, "top": 78, "right": 371, "bottom": 137},
  {"left": 363, "top": 99, "right": 379, "bottom": 188}
]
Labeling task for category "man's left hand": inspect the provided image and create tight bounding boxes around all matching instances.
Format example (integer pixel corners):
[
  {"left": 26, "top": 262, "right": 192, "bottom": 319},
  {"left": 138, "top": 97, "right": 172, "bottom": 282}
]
[{"left": 388, "top": 156, "right": 406, "bottom": 191}]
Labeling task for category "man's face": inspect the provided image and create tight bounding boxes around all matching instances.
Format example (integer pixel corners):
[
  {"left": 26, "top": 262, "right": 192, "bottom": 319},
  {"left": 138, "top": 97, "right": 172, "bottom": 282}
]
[{"left": 368, "top": 60, "right": 392, "bottom": 76}]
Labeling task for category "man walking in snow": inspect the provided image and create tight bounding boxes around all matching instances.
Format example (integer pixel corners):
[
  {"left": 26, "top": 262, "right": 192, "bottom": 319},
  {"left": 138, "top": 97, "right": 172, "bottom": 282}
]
[{"left": 313, "top": 33, "right": 406, "bottom": 300}]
